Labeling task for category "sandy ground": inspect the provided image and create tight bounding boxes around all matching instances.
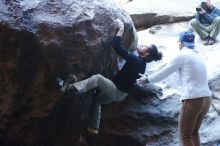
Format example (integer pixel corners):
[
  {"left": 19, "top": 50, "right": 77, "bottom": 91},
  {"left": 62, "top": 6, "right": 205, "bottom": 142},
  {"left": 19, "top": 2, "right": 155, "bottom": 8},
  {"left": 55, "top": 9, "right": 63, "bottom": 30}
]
[{"left": 116, "top": 0, "right": 220, "bottom": 16}]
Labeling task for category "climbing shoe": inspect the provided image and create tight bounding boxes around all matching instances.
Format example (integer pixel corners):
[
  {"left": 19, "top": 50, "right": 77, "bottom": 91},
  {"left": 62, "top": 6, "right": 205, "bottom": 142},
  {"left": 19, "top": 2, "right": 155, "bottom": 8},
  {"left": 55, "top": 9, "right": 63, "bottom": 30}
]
[
  {"left": 56, "top": 77, "right": 69, "bottom": 93},
  {"left": 87, "top": 127, "right": 98, "bottom": 135}
]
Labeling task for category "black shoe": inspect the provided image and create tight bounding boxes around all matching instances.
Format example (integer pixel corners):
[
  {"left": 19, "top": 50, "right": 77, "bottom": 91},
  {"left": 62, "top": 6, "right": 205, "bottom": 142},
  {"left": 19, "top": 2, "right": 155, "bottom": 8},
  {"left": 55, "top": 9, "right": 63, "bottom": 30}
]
[
  {"left": 208, "top": 37, "right": 216, "bottom": 45},
  {"left": 203, "top": 37, "right": 210, "bottom": 45},
  {"left": 80, "top": 127, "right": 98, "bottom": 143},
  {"left": 87, "top": 127, "right": 98, "bottom": 135}
]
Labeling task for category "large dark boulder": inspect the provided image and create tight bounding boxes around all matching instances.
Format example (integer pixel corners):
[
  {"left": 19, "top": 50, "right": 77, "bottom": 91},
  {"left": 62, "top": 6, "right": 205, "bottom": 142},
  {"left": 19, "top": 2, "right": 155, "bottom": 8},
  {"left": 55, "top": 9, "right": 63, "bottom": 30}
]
[
  {"left": 0, "top": 0, "right": 137, "bottom": 146},
  {"left": 100, "top": 83, "right": 220, "bottom": 146},
  {"left": 101, "top": 86, "right": 180, "bottom": 146},
  {"left": 209, "top": 75, "right": 220, "bottom": 114}
]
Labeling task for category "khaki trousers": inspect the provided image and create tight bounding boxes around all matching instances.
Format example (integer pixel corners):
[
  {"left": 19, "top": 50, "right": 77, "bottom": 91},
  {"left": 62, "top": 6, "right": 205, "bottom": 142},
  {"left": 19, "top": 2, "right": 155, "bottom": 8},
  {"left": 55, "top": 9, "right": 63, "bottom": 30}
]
[
  {"left": 190, "top": 17, "right": 220, "bottom": 39},
  {"left": 179, "top": 97, "right": 211, "bottom": 146},
  {"left": 72, "top": 74, "right": 128, "bottom": 129}
]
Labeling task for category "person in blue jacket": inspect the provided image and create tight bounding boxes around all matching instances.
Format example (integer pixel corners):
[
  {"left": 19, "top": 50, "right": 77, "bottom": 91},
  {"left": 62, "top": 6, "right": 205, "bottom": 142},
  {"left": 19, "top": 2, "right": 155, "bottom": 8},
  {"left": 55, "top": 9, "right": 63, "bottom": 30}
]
[
  {"left": 191, "top": 0, "right": 220, "bottom": 45},
  {"left": 58, "top": 19, "right": 162, "bottom": 135}
]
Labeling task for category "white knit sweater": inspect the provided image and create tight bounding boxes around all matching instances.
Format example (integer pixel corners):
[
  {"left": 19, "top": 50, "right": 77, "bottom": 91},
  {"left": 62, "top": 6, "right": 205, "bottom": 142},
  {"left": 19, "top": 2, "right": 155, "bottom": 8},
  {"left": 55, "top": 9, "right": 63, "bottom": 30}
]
[{"left": 148, "top": 47, "right": 211, "bottom": 100}]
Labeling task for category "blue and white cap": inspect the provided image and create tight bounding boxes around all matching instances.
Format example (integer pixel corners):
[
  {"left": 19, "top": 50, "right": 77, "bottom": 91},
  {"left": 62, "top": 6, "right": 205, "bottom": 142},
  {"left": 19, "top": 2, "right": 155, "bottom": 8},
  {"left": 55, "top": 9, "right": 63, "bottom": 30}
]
[{"left": 179, "top": 31, "right": 195, "bottom": 48}]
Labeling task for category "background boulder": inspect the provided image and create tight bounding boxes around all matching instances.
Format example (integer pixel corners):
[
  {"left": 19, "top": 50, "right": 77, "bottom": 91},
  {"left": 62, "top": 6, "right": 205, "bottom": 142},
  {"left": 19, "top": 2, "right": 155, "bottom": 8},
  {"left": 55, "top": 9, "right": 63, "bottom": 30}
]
[{"left": 118, "top": 0, "right": 220, "bottom": 30}]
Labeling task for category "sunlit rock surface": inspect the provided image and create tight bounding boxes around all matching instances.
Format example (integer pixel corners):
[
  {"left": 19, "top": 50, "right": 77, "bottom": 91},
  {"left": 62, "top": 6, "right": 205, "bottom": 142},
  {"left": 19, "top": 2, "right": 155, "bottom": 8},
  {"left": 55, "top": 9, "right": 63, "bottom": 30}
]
[{"left": 117, "top": 0, "right": 220, "bottom": 30}]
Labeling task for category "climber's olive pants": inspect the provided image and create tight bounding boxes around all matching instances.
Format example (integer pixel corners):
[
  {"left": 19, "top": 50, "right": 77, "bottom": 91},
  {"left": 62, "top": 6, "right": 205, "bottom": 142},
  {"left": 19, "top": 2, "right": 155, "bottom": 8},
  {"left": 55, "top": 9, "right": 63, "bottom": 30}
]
[
  {"left": 191, "top": 17, "right": 220, "bottom": 39},
  {"left": 179, "top": 96, "right": 211, "bottom": 146},
  {"left": 73, "top": 74, "right": 128, "bottom": 129}
]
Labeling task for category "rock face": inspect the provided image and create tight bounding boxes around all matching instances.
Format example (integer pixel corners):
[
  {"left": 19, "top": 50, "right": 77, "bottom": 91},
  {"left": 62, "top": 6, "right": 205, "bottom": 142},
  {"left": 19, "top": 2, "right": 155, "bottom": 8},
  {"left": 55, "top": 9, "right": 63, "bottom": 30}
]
[
  {"left": 100, "top": 84, "right": 220, "bottom": 146},
  {"left": 0, "top": 0, "right": 137, "bottom": 146},
  {"left": 131, "top": 14, "right": 193, "bottom": 31},
  {"left": 102, "top": 88, "right": 180, "bottom": 146},
  {"left": 209, "top": 75, "right": 220, "bottom": 114}
]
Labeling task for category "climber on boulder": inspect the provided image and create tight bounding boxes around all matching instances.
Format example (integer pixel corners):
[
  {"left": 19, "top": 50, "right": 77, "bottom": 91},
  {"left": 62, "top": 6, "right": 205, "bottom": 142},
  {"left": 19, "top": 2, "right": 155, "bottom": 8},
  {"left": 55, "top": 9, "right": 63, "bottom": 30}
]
[{"left": 57, "top": 19, "right": 162, "bottom": 136}]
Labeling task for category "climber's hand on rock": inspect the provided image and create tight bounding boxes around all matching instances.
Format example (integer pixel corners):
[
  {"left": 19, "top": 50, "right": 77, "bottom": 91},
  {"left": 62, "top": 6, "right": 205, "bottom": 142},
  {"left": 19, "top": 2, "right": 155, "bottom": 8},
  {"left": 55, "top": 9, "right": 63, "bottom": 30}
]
[
  {"left": 115, "top": 19, "right": 124, "bottom": 30},
  {"left": 115, "top": 19, "right": 124, "bottom": 37}
]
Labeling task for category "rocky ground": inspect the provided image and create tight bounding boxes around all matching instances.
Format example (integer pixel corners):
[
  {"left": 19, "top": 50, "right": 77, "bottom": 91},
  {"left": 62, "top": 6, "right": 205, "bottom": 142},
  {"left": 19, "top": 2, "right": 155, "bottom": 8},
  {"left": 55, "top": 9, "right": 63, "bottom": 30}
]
[{"left": 118, "top": 0, "right": 220, "bottom": 30}]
